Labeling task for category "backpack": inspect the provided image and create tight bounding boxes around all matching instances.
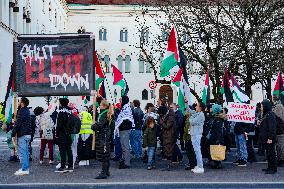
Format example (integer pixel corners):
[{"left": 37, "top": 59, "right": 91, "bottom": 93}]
[
  {"left": 39, "top": 114, "right": 54, "bottom": 140},
  {"left": 275, "top": 114, "right": 284, "bottom": 135},
  {"left": 66, "top": 113, "right": 81, "bottom": 134}
]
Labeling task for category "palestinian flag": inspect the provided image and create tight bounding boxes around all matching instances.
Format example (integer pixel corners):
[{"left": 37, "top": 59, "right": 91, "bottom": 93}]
[
  {"left": 95, "top": 53, "right": 105, "bottom": 91},
  {"left": 231, "top": 74, "right": 250, "bottom": 103},
  {"left": 160, "top": 25, "right": 179, "bottom": 77},
  {"left": 172, "top": 68, "right": 183, "bottom": 87},
  {"left": 221, "top": 69, "right": 234, "bottom": 102},
  {"left": 99, "top": 80, "right": 106, "bottom": 98},
  {"left": 3, "top": 64, "right": 14, "bottom": 124},
  {"left": 172, "top": 68, "right": 186, "bottom": 114},
  {"left": 273, "top": 72, "right": 284, "bottom": 96},
  {"left": 82, "top": 96, "right": 90, "bottom": 104},
  {"left": 202, "top": 70, "right": 210, "bottom": 105},
  {"left": 112, "top": 64, "right": 128, "bottom": 96},
  {"left": 178, "top": 47, "right": 189, "bottom": 85}
]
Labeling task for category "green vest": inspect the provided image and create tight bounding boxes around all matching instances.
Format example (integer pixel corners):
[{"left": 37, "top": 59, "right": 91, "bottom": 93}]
[{"left": 80, "top": 111, "right": 93, "bottom": 134}]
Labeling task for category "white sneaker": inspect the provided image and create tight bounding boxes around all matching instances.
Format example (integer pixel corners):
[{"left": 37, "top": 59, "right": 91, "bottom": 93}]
[
  {"left": 56, "top": 163, "right": 61, "bottom": 169},
  {"left": 79, "top": 160, "right": 89, "bottom": 166},
  {"left": 49, "top": 160, "right": 54, "bottom": 165},
  {"left": 14, "top": 169, "right": 29, "bottom": 176},
  {"left": 192, "top": 167, "right": 204, "bottom": 174},
  {"left": 40, "top": 161, "right": 43, "bottom": 164},
  {"left": 191, "top": 166, "right": 198, "bottom": 172}
]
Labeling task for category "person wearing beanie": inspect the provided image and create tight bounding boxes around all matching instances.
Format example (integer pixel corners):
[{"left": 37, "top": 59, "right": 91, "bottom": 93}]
[
  {"left": 207, "top": 104, "right": 226, "bottom": 169},
  {"left": 114, "top": 96, "right": 135, "bottom": 169},
  {"left": 259, "top": 99, "right": 277, "bottom": 174}
]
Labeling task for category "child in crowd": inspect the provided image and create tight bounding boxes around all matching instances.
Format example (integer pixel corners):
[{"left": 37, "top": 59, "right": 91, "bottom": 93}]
[
  {"left": 2, "top": 123, "right": 18, "bottom": 162},
  {"left": 143, "top": 117, "right": 157, "bottom": 170}
]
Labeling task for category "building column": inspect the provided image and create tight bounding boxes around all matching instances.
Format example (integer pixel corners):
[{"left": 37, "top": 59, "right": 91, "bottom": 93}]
[{"left": 9, "top": 7, "right": 14, "bottom": 30}]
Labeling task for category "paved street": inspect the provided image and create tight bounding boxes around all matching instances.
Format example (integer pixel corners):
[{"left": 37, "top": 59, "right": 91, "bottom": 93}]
[{"left": 0, "top": 133, "right": 284, "bottom": 188}]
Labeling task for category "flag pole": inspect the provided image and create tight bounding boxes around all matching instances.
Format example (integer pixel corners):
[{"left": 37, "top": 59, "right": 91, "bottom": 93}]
[
  {"left": 91, "top": 90, "right": 97, "bottom": 151},
  {"left": 104, "top": 76, "right": 115, "bottom": 104}
]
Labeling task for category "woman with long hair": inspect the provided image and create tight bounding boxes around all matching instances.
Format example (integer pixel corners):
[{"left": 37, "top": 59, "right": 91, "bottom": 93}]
[{"left": 92, "top": 100, "right": 113, "bottom": 179}]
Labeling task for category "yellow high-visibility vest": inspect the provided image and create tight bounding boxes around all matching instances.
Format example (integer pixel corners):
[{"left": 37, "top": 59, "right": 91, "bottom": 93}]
[
  {"left": 80, "top": 111, "right": 93, "bottom": 134},
  {"left": 0, "top": 105, "right": 6, "bottom": 125}
]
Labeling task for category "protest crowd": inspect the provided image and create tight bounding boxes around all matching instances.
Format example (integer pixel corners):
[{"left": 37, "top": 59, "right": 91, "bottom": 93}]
[{"left": 0, "top": 92, "right": 284, "bottom": 179}]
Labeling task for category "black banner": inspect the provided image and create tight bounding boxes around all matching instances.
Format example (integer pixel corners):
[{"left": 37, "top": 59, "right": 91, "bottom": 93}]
[{"left": 14, "top": 34, "right": 94, "bottom": 96}]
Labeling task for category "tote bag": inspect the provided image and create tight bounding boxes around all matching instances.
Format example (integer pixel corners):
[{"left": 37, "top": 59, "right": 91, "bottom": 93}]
[{"left": 210, "top": 145, "right": 226, "bottom": 161}]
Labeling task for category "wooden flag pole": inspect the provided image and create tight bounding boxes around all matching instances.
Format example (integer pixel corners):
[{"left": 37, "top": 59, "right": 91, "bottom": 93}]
[{"left": 91, "top": 90, "right": 97, "bottom": 150}]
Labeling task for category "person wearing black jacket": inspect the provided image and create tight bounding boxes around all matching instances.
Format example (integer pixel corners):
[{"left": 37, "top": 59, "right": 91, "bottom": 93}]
[
  {"left": 259, "top": 99, "right": 277, "bottom": 174},
  {"left": 12, "top": 97, "right": 32, "bottom": 176},
  {"left": 130, "top": 100, "right": 144, "bottom": 159},
  {"left": 92, "top": 100, "right": 113, "bottom": 179},
  {"left": 208, "top": 104, "right": 225, "bottom": 169},
  {"left": 55, "top": 98, "right": 73, "bottom": 173}
]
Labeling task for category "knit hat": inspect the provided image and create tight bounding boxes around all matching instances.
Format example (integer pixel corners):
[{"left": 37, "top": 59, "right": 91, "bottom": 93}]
[{"left": 212, "top": 104, "right": 222, "bottom": 115}]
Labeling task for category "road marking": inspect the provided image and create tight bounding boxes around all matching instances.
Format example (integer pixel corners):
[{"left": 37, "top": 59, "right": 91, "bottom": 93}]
[{"left": 1, "top": 181, "right": 284, "bottom": 186}]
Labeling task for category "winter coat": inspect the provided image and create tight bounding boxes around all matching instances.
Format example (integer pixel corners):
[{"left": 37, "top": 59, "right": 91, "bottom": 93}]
[
  {"left": 234, "top": 122, "right": 250, "bottom": 135},
  {"left": 143, "top": 127, "right": 157, "bottom": 148},
  {"left": 56, "top": 107, "right": 72, "bottom": 144},
  {"left": 273, "top": 101, "right": 284, "bottom": 121},
  {"left": 11, "top": 107, "right": 32, "bottom": 138},
  {"left": 189, "top": 110, "right": 205, "bottom": 136},
  {"left": 161, "top": 109, "right": 176, "bottom": 158},
  {"left": 133, "top": 107, "right": 144, "bottom": 130},
  {"left": 209, "top": 114, "right": 225, "bottom": 145},
  {"left": 92, "top": 110, "right": 111, "bottom": 162},
  {"left": 259, "top": 100, "right": 277, "bottom": 143}
]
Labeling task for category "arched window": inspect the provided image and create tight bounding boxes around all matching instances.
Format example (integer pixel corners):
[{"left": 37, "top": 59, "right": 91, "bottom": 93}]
[
  {"left": 117, "top": 55, "right": 123, "bottom": 72},
  {"left": 120, "top": 28, "right": 128, "bottom": 42},
  {"left": 146, "top": 62, "right": 152, "bottom": 73},
  {"left": 141, "top": 29, "right": 149, "bottom": 42},
  {"left": 138, "top": 55, "right": 144, "bottom": 73},
  {"left": 48, "top": 2, "right": 52, "bottom": 21},
  {"left": 125, "top": 55, "right": 131, "bottom": 73},
  {"left": 104, "top": 55, "right": 110, "bottom": 73},
  {"left": 142, "top": 89, "right": 148, "bottom": 100},
  {"left": 99, "top": 27, "right": 107, "bottom": 41}
]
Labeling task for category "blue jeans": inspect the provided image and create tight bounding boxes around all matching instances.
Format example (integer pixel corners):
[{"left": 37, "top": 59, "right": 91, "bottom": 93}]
[
  {"left": 130, "top": 130, "right": 142, "bottom": 158},
  {"left": 235, "top": 134, "right": 248, "bottom": 161},
  {"left": 17, "top": 135, "right": 31, "bottom": 171},
  {"left": 147, "top": 147, "right": 155, "bottom": 166},
  {"left": 191, "top": 135, "right": 203, "bottom": 168}
]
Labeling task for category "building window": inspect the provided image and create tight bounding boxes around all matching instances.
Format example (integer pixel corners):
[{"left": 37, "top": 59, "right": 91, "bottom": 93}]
[
  {"left": 138, "top": 56, "right": 144, "bottom": 73},
  {"left": 120, "top": 28, "right": 128, "bottom": 42},
  {"left": 48, "top": 2, "right": 52, "bottom": 21},
  {"left": 146, "top": 62, "right": 152, "bottom": 73},
  {"left": 125, "top": 55, "right": 131, "bottom": 73},
  {"left": 42, "top": 0, "right": 45, "bottom": 13},
  {"left": 99, "top": 27, "right": 107, "bottom": 41},
  {"left": 98, "top": 54, "right": 110, "bottom": 73},
  {"left": 141, "top": 29, "right": 149, "bottom": 42},
  {"left": 142, "top": 89, "right": 148, "bottom": 100},
  {"left": 117, "top": 55, "right": 123, "bottom": 72},
  {"left": 162, "top": 30, "right": 169, "bottom": 41}
]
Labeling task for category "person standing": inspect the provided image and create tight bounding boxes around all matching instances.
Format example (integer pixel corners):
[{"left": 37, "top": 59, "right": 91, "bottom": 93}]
[
  {"left": 92, "top": 100, "right": 113, "bottom": 179},
  {"left": 78, "top": 106, "right": 93, "bottom": 166},
  {"left": 169, "top": 103, "right": 183, "bottom": 163},
  {"left": 34, "top": 107, "right": 55, "bottom": 165},
  {"left": 188, "top": 101, "right": 206, "bottom": 174},
  {"left": 233, "top": 121, "right": 249, "bottom": 167},
  {"left": 160, "top": 107, "right": 176, "bottom": 171},
  {"left": 114, "top": 96, "right": 135, "bottom": 169},
  {"left": 55, "top": 98, "right": 73, "bottom": 173},
  {"left": 272, "top": 95, "right": 284, "bottom": 166},
  {"left": 208, "top": 104, "right": 225, "bottom": 169},
  {"left": 11, "top": 97, "right": 32, "bottom": 176},
  {"left": 143, "top": 117, "right": 157, "bottom": 170},
  {"left": 259, "top": 99, "right": 277, "bottom": 174},
  {"left": 130, "top": 100, "right": 144, "bottom": 159}
]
